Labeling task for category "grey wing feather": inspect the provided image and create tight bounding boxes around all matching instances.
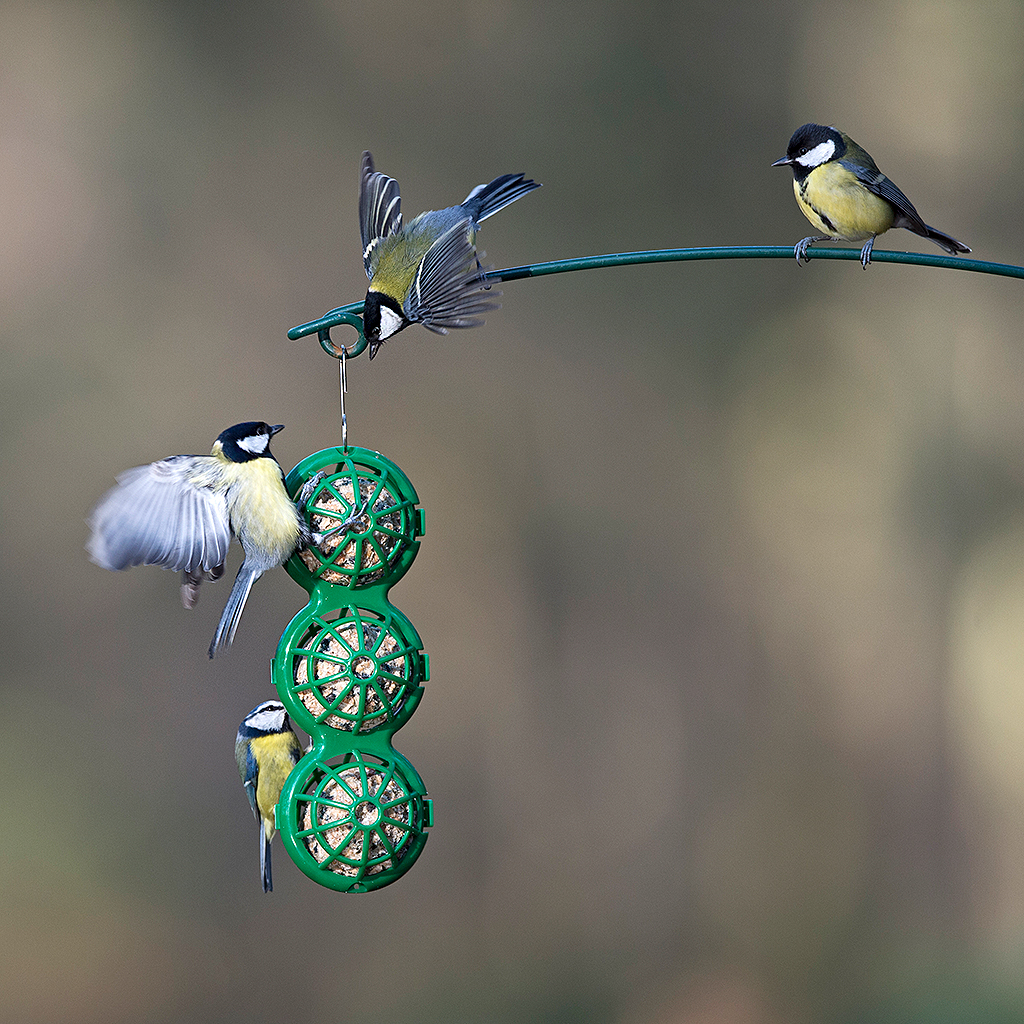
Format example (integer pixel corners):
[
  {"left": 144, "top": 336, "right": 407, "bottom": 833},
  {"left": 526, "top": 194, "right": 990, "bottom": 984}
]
[
  {"left": 237, "top": 741, "right": 258, "bottom": 819},
  {"left": 406, "top": 219, "right": 501, "bottom": 332},
  {"left": 842, "top": 159, "right": 928, "bottom": 232},
  {"left": 244, "top": 780, "right": 259, "bottom": 820},
  {"left": 359, "top": 151, "right": 402, "bottom": 278},
  {"left": 87, "top": 456, "right": 231, "bottom": 574},
  {"left": 236, "top": 741, "right": 260, "bottom": 818}
]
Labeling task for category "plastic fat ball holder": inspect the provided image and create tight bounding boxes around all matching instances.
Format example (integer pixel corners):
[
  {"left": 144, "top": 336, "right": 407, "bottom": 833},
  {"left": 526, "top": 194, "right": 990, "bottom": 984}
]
[{"left": 272, "top": 445, "right": 432, "bottom": 893}]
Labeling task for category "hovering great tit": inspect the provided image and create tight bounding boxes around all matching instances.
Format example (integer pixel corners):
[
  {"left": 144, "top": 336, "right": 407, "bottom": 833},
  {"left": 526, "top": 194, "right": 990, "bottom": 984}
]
[
  {"left": 235, "top": 700, "right": 303, "bottom": 893},
  {"left": 87, "top": 421, "right": 310, "bottom": 658},
  {"left": 359, "top": 151, "right": 541, "bottom": 358},
  {"left": 772, "top": 123, "right": 971, "bottom": 267}
]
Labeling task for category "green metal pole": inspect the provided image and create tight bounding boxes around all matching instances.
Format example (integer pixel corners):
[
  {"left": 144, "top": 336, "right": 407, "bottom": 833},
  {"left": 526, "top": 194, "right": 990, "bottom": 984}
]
[{"left": 288, "top": 246, "right": 1024, "bottom": 357}]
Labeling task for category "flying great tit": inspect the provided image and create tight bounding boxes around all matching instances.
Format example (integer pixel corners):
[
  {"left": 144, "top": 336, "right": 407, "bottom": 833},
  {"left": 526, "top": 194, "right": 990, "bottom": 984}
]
[
  {"left": 772, "top": 123, "right": 971, "bottom": 267},
  {"left": 87, "top": 421, "right": 309, "bottom": 658},
  {"left": 359, "top": 150, "right": 541, "bottom": 358},
  {"left": 235, "top": 700, "right": 303, "bottom": 893}
]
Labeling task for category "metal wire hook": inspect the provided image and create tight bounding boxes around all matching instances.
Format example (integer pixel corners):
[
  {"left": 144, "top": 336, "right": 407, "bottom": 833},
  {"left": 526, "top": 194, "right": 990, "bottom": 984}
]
[{"left": 339, "top": 344, "right": 348, "bottom": 449}]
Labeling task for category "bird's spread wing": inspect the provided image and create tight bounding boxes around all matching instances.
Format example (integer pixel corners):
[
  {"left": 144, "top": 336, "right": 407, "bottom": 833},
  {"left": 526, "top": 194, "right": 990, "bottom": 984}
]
[
  {"left": 87, "top": 455, "right": 231, "bottom": 574},
  {"left": 406, "top": 219, "right": 501, "bottom": 333},
  {"left": 360, "top": 151, "right": 402, "bottom": 279},
  {"left": 841, "top": 158, "right": 928, "bottom": 233}
]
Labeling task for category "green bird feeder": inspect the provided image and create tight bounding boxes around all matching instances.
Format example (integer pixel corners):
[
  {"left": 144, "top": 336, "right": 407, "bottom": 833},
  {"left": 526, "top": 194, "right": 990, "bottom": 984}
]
[
  {"left": 271, "top": 444, "right": 432, "bottom": 892},
  {"left": 274, "top": 238, "right": 1024, "bottom": 890}
]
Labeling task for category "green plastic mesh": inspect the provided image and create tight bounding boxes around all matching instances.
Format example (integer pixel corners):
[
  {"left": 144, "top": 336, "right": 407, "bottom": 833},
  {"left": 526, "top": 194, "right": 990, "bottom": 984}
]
[{"left": 271, "top": 446, "right": 432, "bottom": 892}]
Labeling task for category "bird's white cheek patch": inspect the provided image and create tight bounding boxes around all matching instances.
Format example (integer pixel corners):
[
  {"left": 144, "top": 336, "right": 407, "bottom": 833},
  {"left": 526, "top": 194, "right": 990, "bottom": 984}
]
[
  {"left": 248, "top": 708, "right": 286, "bottom": 731},
  {"left": 379, "top": 306, "right": 405, "bottom": 340},
  {"left": 797, "top": 138, "right": 836, "bottom": 168},
  {"left": 238, "top": 433, "right": 270, "bottom": 455}
]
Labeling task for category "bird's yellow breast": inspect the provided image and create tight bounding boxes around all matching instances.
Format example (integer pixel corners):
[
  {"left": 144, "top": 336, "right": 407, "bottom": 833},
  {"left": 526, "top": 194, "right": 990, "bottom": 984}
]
[
  {"left": 221, "top": 458, "right": 302, "bottom": 560},
  {"left": 250, "top": 732, "right": 301, "bottom": 830},
  {"left": 796, "top": 163, "right": 895, "bottom": 241}
]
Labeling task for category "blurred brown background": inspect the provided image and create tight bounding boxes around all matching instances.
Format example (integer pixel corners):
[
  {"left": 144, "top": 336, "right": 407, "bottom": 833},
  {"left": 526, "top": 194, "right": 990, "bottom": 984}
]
[{"left": 4, "top": 1, "right": 1024, "bottom": 1021}]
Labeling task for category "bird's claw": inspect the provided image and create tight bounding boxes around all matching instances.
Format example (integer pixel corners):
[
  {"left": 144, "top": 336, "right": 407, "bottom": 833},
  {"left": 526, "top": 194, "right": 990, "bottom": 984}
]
[
  {"left": 296, "top": 470, "right": 328, "bottom": 512},
  {"left": 794, "top": 237, "right": 819, "bottom": 265}
]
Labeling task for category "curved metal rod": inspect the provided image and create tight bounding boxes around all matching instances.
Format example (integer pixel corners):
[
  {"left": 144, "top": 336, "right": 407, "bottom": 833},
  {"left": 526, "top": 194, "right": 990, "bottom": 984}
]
[
  {"left": 290, "top": 308, "right": 369, "bottom": 358},
  {"left": 288, "top": 246, "right": 1024, "bottom": 358},
  {"left": 488, "top": 245, "right": 1024, "bottom": 281}
]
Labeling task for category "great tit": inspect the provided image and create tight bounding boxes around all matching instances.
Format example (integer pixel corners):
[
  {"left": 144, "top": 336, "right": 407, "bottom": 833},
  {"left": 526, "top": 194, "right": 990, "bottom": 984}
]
[
  {"left": 772, "top": 123, "right": 971, "bottom": 267},
  {"left": 87, "top": 421, "right": 309, "bottom": 658},
  {"left": 235, "top": 699, "right": 303, "bottom": 893},
  {"left": 359, "top": 150, "right": 541, "bottom": 358}
]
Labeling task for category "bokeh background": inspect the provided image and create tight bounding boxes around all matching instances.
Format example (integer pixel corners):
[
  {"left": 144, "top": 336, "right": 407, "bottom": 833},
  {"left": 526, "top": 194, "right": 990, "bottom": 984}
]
[{"left": 5, "top": 1, "right": 1024, "bottom": 1021}]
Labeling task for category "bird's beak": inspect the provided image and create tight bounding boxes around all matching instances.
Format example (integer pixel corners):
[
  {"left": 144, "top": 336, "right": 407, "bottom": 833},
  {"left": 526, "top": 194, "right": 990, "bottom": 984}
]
[
  {"left": 771, "top": 156, "right": 793, "bottom": 167},
  {"left": 270, "top": 424, "right": 284, "bottom": 436}
]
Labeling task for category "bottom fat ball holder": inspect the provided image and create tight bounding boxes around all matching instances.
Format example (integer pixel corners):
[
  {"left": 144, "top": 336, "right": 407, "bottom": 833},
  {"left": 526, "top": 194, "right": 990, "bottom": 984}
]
[
  {"left": 269, "top": 443, "right": 432, "bottom": 892},
  {"left": 277, "top": 741, "right": 431, "bottom": 893}
]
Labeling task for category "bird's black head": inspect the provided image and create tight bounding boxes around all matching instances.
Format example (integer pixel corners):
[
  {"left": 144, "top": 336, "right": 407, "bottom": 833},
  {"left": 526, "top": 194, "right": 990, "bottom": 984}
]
[
  {"left": 362, "top": 290, "right": 410, "bottom": 359},
  {"left": 238, "top": 699, "right": 289, "bottom": 738},
  {"left": 772, "top": 124, "right": 846, "bottom": 179},
  {"left": 215, "top": 421, "right": 283, "bottom": 463}
]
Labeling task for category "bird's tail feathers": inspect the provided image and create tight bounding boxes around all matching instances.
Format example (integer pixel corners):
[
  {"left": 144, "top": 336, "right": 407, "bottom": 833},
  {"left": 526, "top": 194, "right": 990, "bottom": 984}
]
[
  {"left": 261, "top": 822, "right": 273, "bottom": 893},
  {"left": 461, "top": 173, "right": 541, "bottom": 223},
  {"left": 208, "top": 565, "right": 260, "bottom": 658},
  {"left": 922, "top": 224, "right": 971, "bottom": 256}
]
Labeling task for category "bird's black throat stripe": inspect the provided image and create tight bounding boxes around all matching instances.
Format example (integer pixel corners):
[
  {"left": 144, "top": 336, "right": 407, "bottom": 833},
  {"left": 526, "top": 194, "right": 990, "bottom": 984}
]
[
  {"left": 798, "top": 180, "right": 837, "bottom": 234},
  {"left": 815, "top": 208, "right": 838, "bottom": 234}
]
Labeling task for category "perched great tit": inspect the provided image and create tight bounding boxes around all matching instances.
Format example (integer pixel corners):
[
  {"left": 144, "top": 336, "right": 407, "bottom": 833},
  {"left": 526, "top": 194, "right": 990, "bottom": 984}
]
[
  {"left": 772, "top": 123, "right": 971, "bottom": 267},
  {"left": 235, "top": 700, "right": 303, "bottom": 893},
  {"left": 87, "top": 421, "right": 309, "bottom": 658},
  {"left": 359, "top": 150, "right": 541, "bottom": 358}
]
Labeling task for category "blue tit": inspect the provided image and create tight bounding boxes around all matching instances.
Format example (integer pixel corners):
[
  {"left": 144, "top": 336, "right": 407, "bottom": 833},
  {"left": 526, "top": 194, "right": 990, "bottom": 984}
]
[
  {"left": 235, "top": 700, "right": 303, "bottom": 893},
  {"left": 359, "top": 150, "right": 541, "bottom": 358},
  {"left": 87, "top": 421, "right": 309, "bottom": 658},
  {"left": 772, "top": 123, "right": 971, "bottom": 268}
]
